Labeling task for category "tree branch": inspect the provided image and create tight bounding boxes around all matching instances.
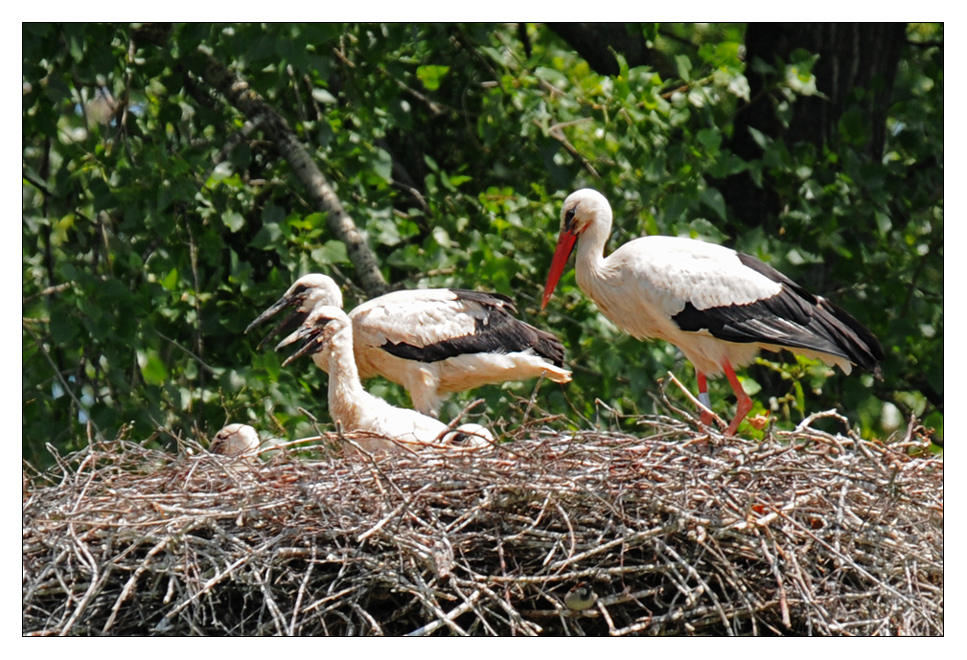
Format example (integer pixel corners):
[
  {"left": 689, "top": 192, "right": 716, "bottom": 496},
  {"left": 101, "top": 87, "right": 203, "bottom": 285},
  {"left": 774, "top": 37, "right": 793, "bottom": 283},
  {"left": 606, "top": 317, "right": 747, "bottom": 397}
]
[{"left": 190, "top": 48, "right": 388, "bottom": 297}]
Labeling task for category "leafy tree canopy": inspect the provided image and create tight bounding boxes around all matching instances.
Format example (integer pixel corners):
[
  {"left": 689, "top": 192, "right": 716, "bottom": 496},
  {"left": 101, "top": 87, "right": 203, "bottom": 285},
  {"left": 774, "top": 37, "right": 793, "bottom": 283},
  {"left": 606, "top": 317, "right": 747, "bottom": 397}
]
[{"left": 23, "top": 23, "right": 943, "bottom": 464}]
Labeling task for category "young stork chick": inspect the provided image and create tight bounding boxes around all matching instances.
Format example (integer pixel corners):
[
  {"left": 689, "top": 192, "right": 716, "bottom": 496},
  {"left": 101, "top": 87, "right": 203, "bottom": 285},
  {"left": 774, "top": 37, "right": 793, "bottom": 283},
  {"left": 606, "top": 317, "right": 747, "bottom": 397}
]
[
  {"left": 247, "top": 274, "right": 571, "bottom": 416},
  {"left": 209, "top": 423, "right": 261, "bottom": 460},
  {"left": 542, "top": 189, "right": 883, "bottom": 436},
  {"left": 276, "top": 305, "right": 494, "bottom": 451}
]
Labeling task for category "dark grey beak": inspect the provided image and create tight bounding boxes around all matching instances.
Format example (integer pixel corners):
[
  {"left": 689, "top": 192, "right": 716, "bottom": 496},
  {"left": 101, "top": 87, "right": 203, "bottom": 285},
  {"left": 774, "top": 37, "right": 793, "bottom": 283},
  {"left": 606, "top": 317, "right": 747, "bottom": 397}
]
[
  {"left": 247, "top": 288, "right": 315, "bottom": 351},
  {"left": 245, "top": 293, "right": 296, "bottom": 335},
  {"left": 277, "top": 316, "right": 335, "bottom": 367}
]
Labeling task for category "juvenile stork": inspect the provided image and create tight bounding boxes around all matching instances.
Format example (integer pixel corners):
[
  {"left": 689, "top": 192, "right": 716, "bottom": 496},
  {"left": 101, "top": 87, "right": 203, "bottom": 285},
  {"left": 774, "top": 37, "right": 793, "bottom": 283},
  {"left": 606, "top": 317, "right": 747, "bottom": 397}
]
[
  {"left": 542, "top": 189, "right": 883, "bottom": 435},
  {"left": 277, "top": 305, "right": 494, "bottom": 451},
  {"left": 209, "top": 423, "right": 261, "bottom": 459},
  {"left": 247, "top": 274, "right": 571, "bottom": 416}
]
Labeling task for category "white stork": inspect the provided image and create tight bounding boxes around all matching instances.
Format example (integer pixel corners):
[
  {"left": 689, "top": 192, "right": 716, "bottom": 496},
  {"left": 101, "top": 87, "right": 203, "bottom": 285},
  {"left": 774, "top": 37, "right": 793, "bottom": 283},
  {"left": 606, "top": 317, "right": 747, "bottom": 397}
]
[
  {"left": 247, "top": 274, "right": 571, "bottom": 416},
  {"left": 210, "top": 423, "right": 261, "bottom": 459},
  {"left": 542, "top": 189, "right": 883, "bottom": 436},
  {"left": 276, "top": 305, "right": 494, "bottom": 451}
]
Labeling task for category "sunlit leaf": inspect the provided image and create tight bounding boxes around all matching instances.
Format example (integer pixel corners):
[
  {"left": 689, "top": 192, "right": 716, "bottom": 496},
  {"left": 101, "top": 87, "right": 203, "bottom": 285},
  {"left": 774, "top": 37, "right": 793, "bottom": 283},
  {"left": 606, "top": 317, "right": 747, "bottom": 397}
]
[{"left": 416, "top": 65, "right": 449, "bottom": 91}]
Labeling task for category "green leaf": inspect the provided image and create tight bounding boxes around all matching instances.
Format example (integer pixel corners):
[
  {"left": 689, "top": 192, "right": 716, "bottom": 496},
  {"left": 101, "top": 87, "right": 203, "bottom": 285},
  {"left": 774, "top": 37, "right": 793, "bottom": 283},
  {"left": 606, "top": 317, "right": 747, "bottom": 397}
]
[
  {"left": 748, "top": 126, "right": 770, "bottom": 150},
  {"left": 675, "top": 54, "right": 692, "bottom": 82},
  {"left": 251, "top": 223, "right": 283, "bottom": 249},
  {"left": 137, "top": 350, "right": 169, "bottom": 385},
  {"left": 312, "top": 88, "right": 337, "bottom": 104},
  {"left": 211, "top": 162, "right": 234, "bottom": 182},
  {"left": 373, "top": 147, "right": 393, "bottom": 182},
  {"left": 741, "top": 375, "right": 762, "bottom": 397},
  {"left": 223, "top": 211, "right": 245, "bottom": 232},
  {"left": 49, "top": 304, "right": 79, "bottom": 344},
  {"left": 311, "top": 240, "right": 349, "bottom": 265},
  {"left": 793, "top": 381, "right": 806, "bottom": 415},
  {"left": 161, "top": 268, "right": 179, "bottom": 291},
  {"left": 432, "top": 226, "right": 451, "bottom": 248},
  {"left": 700, "top": 187, "right": 727, "bottom": 220},
  {"left": 416, "top": 65, "right": 450, "bottom": 91},
  {"left": 696, "top": 128, "right": 722, "bottom": 154}
]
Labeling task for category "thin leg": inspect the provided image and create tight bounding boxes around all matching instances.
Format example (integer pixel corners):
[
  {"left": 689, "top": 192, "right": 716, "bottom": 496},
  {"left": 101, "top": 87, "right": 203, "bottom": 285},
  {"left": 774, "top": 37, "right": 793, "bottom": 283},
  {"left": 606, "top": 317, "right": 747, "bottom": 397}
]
[
  {"left": 722, "top": 360, "right": 753, "bottom": 436},
  {"left": 697, "top": 372, "right": 713, "bottom": 426}
]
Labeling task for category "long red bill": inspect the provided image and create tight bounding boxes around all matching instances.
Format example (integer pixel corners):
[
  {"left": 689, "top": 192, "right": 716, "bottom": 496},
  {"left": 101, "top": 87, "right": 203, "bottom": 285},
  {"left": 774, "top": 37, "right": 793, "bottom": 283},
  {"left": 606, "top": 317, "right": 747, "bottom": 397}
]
[{"left": 542, "top": 230, "right": 578, "bottom": 309}]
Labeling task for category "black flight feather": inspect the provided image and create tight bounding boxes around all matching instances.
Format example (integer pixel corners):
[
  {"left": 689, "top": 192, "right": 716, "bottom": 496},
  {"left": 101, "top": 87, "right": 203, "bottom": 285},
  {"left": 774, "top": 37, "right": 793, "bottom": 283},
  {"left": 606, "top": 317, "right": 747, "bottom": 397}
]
[
  {"left": 672, "top": 253, "right": 883, "bottom": 375},
  {"left": 380, "top": 290, "right": 566, "bottom": 366}
]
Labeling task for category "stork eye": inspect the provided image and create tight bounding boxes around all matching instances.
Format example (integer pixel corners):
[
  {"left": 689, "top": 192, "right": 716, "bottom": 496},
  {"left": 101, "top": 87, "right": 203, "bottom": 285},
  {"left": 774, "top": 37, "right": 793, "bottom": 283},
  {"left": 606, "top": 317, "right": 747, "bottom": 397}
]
[{"left": 563, "top": 206, "right": 580, "bottom": 232}]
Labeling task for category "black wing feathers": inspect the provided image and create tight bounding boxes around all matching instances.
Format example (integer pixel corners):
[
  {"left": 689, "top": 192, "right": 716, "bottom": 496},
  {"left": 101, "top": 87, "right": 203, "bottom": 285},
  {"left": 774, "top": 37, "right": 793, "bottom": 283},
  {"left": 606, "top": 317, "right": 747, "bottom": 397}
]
[
  {"left": 380, "top": 293, "right": 566, "bottom": 366},
  {"left": 735, "top": 253, "right": 818, "bottom": 303},
  {"left": 672, "top": 252, "right": 882, "bottom": 374},
  {"left": 812, "top": 298, "right": 884, "bottom": 372}
]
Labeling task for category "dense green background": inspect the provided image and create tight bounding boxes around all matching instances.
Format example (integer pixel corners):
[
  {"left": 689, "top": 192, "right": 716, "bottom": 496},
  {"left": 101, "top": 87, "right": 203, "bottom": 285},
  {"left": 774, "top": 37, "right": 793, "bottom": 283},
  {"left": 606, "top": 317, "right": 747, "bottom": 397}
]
[{"left": 23, "top": 23, "right": 943, "bottom": 464}]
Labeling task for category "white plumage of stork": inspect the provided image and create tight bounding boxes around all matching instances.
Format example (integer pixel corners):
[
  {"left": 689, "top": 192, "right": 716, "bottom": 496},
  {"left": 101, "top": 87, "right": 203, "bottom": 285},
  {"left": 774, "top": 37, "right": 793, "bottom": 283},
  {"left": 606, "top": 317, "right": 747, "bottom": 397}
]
[
  {"left": 209, "top": 423, "right": 261, "bottom": 459},
  {"left": 542, "top": 189, "right": 883, "bottom": 436},
  {"left": 247, "top": 274, "right": 571, "bottom": 416},
  {"left": 276, "top": 305, "right": 494, "bottom": 451}
]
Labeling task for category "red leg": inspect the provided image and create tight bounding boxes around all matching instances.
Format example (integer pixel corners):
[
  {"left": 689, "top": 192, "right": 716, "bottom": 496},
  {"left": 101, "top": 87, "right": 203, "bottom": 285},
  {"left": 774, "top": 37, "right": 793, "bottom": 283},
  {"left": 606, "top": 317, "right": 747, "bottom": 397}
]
[
  {"left": 697, "top": 371, "right": 713, "bottom": 426},
  {"left": 722, "top": 360, "right": 753, "bottom": 436}
]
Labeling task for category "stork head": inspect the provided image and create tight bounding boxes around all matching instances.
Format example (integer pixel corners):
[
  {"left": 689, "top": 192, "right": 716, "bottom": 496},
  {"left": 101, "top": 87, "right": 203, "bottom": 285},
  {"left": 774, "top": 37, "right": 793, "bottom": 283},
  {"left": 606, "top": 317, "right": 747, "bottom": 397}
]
[
  {"left": 542, "top": 189, "right": 613, "bottom": 309},
  {"left": 441, "top": 423, "right": 494, "bottom": 448},
  {"left": 276, "top": 305, "right": 350, "bottom": 367},
  {"left": 287, "top": 274, "right": 345, "bottom": 310},
  {"left": 246, "top": 274, "right": 344, "bottom": 350},
  {"left": 209, "top": 423, "right": 261, "bottom": 459}
]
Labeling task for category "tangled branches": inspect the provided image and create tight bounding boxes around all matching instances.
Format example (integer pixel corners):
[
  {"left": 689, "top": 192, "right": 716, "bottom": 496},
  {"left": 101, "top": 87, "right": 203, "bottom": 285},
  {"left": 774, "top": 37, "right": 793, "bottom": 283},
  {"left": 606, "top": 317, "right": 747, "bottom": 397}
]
[{"left": 23, "top": 415, "right": 942, "bottom": 636}]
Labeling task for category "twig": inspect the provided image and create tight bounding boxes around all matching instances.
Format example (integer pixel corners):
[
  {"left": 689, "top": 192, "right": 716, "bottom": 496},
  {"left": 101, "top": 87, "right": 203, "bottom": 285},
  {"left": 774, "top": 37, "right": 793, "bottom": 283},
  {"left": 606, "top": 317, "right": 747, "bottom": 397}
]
[
  {"left": 406, "top": 590, "right": 482, "bottom": 636},
  {"left": 23, "top": 421, "right": 943, "bottom": 636}
]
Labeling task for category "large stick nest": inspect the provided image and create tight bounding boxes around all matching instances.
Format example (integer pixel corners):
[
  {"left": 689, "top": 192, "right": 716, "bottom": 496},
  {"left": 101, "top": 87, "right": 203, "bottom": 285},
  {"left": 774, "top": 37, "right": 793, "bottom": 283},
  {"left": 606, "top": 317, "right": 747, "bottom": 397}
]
[{"left": 23, "top": 413, "right": 942, "bottom": 636}]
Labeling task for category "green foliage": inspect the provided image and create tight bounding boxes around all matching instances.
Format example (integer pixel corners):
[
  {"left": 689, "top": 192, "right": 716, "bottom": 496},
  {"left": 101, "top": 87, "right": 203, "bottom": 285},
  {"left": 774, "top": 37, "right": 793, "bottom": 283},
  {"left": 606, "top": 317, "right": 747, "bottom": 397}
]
[{"left": 23, "top": 23, "right": 943, "bottom": 463}]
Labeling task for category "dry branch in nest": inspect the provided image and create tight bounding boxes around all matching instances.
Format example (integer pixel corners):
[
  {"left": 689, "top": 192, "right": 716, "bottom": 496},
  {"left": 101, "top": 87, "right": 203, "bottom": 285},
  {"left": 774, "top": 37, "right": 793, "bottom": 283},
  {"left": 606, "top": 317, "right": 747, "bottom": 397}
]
[{"left": 23, "top": 414, "right": 942, "bottom": 636}]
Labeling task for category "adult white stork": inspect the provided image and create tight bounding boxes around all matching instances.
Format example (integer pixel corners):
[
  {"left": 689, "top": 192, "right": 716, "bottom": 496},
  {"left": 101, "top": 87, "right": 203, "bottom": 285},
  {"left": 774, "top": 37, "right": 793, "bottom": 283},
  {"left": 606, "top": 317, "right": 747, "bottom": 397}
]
[
  {"left": 247, "top": 274, "right": 571, "bottom": 416},
  {"left": 276, "top": 305, "right": 494, "bottom": 451},
  {"left": 210, "top": 423, "right": 261, "bottom": 459},
  {"left": 542, "top": 189, "right": 883, "bottom": 436}
]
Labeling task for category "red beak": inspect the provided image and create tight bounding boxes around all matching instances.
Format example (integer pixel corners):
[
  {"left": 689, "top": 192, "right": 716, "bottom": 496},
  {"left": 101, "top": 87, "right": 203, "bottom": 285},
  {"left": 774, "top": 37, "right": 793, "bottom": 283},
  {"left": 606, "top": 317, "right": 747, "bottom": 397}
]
[{"left": 542, "top": 229, "right": 579, "bottom": 309}]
